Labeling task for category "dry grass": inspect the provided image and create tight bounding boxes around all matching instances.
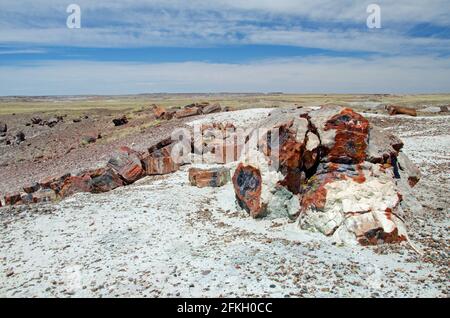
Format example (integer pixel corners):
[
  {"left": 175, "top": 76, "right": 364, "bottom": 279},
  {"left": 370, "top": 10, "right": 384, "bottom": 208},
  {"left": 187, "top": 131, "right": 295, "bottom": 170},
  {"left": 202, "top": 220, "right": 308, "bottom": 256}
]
[{"left": 0, "top": 94, "right": 449, "bottom": 115}]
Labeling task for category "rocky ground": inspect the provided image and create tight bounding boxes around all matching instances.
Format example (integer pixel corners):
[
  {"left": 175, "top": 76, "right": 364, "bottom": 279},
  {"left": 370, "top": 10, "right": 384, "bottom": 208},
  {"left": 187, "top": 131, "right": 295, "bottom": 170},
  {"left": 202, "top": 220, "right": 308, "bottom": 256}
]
[{"left": 0, "top": 100, "right": 448, "bottom": 298}]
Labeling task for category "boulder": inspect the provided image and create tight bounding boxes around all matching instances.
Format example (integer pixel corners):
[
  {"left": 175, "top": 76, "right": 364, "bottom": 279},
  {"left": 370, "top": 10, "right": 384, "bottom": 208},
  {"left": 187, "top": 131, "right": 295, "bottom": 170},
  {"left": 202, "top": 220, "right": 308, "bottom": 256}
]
[
  {"left": 107, "top": 147, "right": 144, "bottom": 183},
  {"left": 112, "top": 115, "right": 128, "bottom": 126},
  {"left": 202, "top": 103, "right": 222, "bottom": 114},
  {"left": 231, "top": 106, "right": 420, "bottom": 245},
  {"left": 175, "top": 107, "right": 200, "bottom": 119},
  {"left": 188, "top": 167, "right": 231, "bottom": 188},
  {"left": 387, "top": 105, "right": 417, "bottom": 117}
]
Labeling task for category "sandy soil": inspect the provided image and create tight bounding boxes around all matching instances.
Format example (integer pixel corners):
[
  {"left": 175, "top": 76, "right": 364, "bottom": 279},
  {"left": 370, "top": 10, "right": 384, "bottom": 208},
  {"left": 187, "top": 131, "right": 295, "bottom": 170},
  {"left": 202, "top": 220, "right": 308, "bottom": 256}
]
[{"left": 0, "top": 107, "right": 448, "bottom": 298}]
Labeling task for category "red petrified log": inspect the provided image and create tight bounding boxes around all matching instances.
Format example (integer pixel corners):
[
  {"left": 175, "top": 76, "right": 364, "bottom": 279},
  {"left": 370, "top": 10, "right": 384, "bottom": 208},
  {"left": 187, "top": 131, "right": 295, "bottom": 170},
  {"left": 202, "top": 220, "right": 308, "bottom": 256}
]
[
  {"left": 107, "top": 148, "right": 144, "bottom": 184},
  {"left": 232, "top": 163, "right": 263, "bottom": 218},
  {"left": 59, "top": 175, "right": 92, "bottom": 198},
  {"left": 142, "top": 145, "right": 178, "bottom": 175},
  {"left": 86, "top": 167, "right": 124, "bottom": 193},
  {"left": 151, "top": 105, "right": 167, "bottom": 119},
  {"left": 188, "top": 167, "right": 231, "bottom": 188},
  {"left": 202, "top": 103, "right": 222, "bottom": 114},
  {"left": 174, "top": 107, "right": 200, "bottom": 119},
  {"left": 324, "top": 108, "right": 369, "bottom": 164},
  {"left": 39, "top": 173, "right": 71, "bottom": 193},
  {"left": 386, "top": 105, "right": 417, "bottom": 117}
]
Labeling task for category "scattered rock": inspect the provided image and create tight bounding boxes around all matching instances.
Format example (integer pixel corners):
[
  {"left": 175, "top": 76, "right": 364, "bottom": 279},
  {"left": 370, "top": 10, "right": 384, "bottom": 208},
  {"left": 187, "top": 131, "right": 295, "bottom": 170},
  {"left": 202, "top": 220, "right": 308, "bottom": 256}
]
[
  {"left": 80, "top": 135, "right": 97, "bottom": 146},
  {"left": 15, "top": 131, "right": 25, "bottom": 144},
  {"left": 112, "top": 115, "right": 128, "bottom": 126},
  {"left": 0, "top": 121, "right": 7, "bottom": 133},
  {"left": 46, "top": 117, "right": 60, "bottom": 127},
  {"left": 31, "top": 116, "right": 42, "bottom": 125},
  {"left": 188, "top": 167, "right": 231, "bottom": 188}
]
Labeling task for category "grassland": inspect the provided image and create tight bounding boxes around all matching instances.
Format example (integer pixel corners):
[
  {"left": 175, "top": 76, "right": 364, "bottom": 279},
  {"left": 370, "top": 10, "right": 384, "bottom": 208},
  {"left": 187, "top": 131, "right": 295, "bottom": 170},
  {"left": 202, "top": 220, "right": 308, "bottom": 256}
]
[{"left": 0, "top": 93, "right": 449, "bottom": 116}]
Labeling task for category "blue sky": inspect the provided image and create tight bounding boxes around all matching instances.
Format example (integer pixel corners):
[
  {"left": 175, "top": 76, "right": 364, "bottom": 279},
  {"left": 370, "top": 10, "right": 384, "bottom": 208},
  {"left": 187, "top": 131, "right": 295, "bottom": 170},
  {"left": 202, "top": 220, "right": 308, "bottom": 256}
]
[{"left": 0, "top": 0, "right": 449, "bottom": 95}]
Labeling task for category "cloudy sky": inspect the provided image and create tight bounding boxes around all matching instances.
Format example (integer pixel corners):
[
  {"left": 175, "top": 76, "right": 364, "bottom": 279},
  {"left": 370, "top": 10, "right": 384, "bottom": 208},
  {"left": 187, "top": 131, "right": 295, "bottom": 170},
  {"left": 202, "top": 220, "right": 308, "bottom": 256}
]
[{"left": 0, "top": 0, "right": 449, "bottom": 95}]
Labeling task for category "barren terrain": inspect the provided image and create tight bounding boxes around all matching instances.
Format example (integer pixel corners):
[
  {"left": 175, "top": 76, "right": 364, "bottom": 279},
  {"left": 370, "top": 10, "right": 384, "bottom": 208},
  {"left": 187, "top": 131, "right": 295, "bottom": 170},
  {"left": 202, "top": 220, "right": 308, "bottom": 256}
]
[{"left": 0, "top": 94, "right": 448, "bottom": 297}]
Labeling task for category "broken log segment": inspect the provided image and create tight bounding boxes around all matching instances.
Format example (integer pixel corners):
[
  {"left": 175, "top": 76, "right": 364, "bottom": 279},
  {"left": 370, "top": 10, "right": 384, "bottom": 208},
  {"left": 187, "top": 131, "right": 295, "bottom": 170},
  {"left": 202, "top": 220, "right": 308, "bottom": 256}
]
[
  {"left": 188, "top": 167, "right": 231, "bottom": 188},
  {"left": 386, "top": 105, "right": 417, "bottom": 117},
  {"left": 232, "top": 163, "right": 264, "bottom": 218}
]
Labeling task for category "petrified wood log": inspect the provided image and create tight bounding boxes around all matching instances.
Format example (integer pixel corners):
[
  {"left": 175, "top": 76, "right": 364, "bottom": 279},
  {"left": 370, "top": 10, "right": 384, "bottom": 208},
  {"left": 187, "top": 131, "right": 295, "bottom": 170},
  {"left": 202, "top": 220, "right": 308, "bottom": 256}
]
[
  {"left": 188, "top": 167, "right": 230, "bottom": 188},
  {"left": 232, "top": 163, "right": 263, "bottom": 218},
  {"left": 387, "top": 105, "right": 417, "bottom": 117}
]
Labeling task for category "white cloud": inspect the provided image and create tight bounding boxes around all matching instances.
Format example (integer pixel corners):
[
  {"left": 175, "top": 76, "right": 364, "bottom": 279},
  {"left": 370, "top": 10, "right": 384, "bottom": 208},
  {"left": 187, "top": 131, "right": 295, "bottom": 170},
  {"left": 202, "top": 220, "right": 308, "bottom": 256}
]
[
  {"left": 0, "top": 0, "right": 449, "bottom": 53},
  {"left": 1, "top": 55, "right": 449, "bottom": 95}
]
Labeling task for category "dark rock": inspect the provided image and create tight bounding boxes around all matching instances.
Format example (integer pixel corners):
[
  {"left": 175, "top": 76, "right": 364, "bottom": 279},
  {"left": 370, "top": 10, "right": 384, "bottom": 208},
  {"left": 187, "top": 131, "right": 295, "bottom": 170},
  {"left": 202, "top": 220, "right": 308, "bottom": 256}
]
[
  {"left": 15, "top": 131, "right": 25, "bottom": 144},
  {"left": 112, "top": 116, "right": 128, "bottom": 126},
  {"left": 5, "top": 193, "right": 22, "bottom": 206},
  {"left": 23, "top": 182, "right": 40, "bottom": 194},
  {"left": 31, "top": 117, "right": 42, "bottom": 125},
  {"left": 0, "top": 122, "right": 7, "bottom": 133},
  {"left": 46, "top": 117, "right": 60, "bottom": 127}
]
